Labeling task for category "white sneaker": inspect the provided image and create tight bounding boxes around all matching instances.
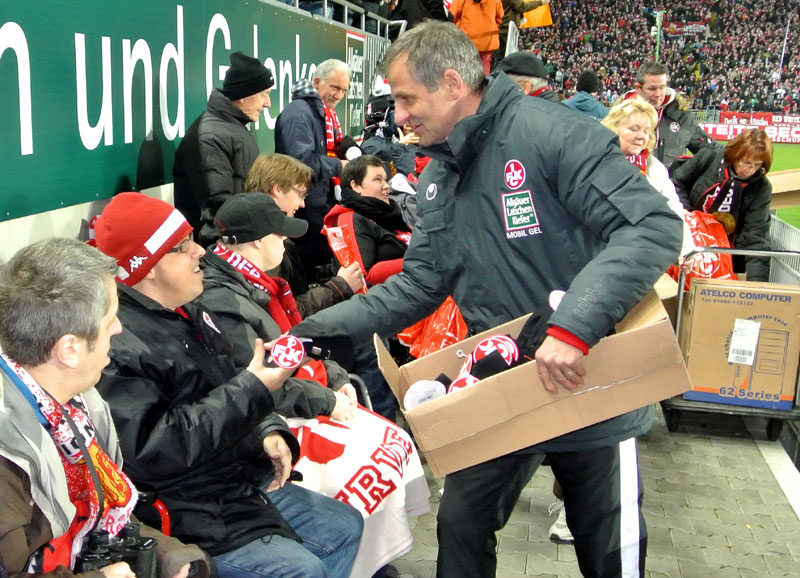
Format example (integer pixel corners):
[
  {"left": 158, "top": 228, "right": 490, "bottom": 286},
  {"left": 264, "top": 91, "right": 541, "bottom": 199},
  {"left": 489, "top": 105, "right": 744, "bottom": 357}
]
[{"left": 548, "top": 500, "right": 574, "bottom": 543}]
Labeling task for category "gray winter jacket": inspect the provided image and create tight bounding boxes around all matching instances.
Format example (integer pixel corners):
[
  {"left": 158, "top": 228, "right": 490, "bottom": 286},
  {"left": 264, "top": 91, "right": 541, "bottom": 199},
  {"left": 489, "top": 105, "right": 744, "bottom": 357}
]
[
  {"left": 297, "top": 73, "right": 683, "bottom": 452},
  {"left": 0, "top": 375, "right": 208, "bottom": 576}
]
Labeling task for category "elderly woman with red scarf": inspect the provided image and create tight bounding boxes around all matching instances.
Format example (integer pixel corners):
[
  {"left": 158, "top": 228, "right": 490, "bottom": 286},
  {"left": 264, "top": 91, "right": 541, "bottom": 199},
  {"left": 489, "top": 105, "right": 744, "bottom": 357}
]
[{"left": 670, "top": 128, "right": 773, "bottom": 281}]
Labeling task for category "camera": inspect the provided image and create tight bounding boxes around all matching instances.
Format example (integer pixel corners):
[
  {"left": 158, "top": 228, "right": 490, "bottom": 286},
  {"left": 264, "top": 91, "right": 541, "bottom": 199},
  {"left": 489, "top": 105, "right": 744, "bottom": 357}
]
[{"left": 75, "top": 523, "right": 157, "bottom": 578}]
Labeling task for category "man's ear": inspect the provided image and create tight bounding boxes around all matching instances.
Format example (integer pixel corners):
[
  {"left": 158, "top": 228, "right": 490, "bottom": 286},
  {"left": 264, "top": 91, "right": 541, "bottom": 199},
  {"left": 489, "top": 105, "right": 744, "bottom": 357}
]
[
  {"left": 634, "top": 82, "right": 642, "bottom": 91},
  {"left": 270, "top": 184, "right": 284, "bottom": 197},
  {"left": 313, "top": 77, "right": 322, "bottom": 91},
  {"left": 52, "top": 334, "right": 82, "bottom": 370},
  {"left": 441, "top": 68, "right": 465, "bottom": 100}
]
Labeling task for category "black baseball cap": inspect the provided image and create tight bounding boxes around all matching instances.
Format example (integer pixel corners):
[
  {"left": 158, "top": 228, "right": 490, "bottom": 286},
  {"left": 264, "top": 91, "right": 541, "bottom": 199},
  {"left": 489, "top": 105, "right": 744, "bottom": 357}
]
[{"left": 214, "top": 193, "right": 308, "bottom": 244}]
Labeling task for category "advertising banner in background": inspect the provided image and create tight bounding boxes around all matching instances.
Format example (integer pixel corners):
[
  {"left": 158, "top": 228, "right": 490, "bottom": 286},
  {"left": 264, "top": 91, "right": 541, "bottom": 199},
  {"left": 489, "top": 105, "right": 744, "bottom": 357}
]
[
  {"left": 0, "top": 1, "right": 389, "bottom": 220},
  {"left": 700, "top": 123, "right": 800, "bottom": 144}
]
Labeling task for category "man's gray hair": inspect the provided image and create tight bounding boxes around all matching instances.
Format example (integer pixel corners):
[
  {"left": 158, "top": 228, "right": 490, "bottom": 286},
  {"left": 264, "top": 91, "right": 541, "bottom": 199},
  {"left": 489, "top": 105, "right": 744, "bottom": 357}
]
[
  {"left": 636, "top": 61, "right": 669, "bottom": 84},
  {"left": 314, "top": 59, "right": 350, "bottom": 81},
  {"left": 380, "top": 21, "right": 484, "bottom": 92},
  {"left": 0, "top": 238, "right": 117, "bottom": 367}
]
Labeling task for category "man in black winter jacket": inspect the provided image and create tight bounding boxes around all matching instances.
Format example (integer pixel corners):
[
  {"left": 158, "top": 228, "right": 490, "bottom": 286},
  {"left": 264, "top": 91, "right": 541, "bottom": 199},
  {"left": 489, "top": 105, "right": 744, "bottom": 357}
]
[
  {"left": 173, "top": 51, "right": 274, "bottom": 246},
  {"left": 94, "top": 193, "right": 363, "bottom": 578},
  {"left": 625, "top": 61, "right": 722, "bottom": 170},
  {"left": 294, "top": 22, "right": 683, "bottom": 578}
]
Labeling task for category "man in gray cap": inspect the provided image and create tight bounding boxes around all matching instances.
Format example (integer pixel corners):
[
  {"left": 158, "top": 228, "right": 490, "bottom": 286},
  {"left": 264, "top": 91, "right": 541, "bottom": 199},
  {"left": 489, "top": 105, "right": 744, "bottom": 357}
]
[
  {"left": 174, "top": 51, "right": 274, "bottom": 245},
  {"left": 495, "top": 51, "right": 561, "bottom": 102}
]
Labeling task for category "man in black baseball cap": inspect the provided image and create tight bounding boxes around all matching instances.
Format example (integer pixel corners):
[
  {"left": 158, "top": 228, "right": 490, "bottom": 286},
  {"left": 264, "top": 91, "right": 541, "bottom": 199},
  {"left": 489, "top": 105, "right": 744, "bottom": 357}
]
[
  {"left": 214, "top": 193, "right": 309, "bottom": 245},
  {"left": 174, "top": 51, "right": 276, "bottom": 246},
  {"left": 495, "top": 51, "right": 561, "bottom": 102}
]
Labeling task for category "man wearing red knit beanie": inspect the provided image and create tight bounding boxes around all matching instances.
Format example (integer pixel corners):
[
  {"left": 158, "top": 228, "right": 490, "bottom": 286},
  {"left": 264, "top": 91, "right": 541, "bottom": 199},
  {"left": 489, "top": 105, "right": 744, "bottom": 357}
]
[{"left": 94, "top": 192, "right": 363, "bottom": 578}]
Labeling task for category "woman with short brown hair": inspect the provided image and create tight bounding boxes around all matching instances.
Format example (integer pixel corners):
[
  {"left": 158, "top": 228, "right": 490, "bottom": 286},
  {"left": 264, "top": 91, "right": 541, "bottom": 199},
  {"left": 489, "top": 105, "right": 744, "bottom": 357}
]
[{"left": 671, "top": 128, "right": 773, "bottom": 281}]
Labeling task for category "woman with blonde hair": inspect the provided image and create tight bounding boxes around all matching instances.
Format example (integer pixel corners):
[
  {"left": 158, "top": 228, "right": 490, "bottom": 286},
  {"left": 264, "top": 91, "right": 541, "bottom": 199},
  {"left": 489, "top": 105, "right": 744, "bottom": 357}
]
[{"left": 602, "top": 98, "right": 695, "bottom": 260}]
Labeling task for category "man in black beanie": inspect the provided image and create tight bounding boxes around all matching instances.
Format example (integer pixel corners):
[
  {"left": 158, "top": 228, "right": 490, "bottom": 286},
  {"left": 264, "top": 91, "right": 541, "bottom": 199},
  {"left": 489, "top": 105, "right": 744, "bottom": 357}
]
[
  {"left": 174, "top": 51, "right": 275, "bottom": 245},
  {"left": 563, "top": 69, "right": 609, "bottom": 120}
]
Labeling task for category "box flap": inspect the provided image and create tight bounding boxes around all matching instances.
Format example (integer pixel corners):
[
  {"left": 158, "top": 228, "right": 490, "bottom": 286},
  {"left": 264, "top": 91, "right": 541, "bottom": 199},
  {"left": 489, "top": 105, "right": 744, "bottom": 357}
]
[
  {"left": 654, "top": 273, "right": 679, "bottom": 300},
  {"left": 374, "top": 334, "right": 403, "bottom": 401}
]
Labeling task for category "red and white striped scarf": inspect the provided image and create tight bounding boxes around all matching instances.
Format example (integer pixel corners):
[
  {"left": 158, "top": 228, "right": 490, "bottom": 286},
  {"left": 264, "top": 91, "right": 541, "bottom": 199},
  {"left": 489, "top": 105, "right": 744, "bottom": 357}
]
[{"left": 0, "top": 352, "right": 137, "bottom": 572}]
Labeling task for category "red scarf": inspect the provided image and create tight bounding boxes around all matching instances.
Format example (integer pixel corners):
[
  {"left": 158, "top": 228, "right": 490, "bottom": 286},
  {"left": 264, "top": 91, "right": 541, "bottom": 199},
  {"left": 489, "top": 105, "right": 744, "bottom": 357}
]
[
  {"left": 625, "top": 149, "right": 649, "bottom": 175},
  {"left": 0, "top": 352, "right": 136, "bottom": 572},
  {"left": 213, "top": 245, "right": 302, "bottom": 331},
  {"left": 325, "top": 105, "right": 343, "bottom": 192},
  {"left": 212, "top": 246, "right": 328, "bottom": 386}
]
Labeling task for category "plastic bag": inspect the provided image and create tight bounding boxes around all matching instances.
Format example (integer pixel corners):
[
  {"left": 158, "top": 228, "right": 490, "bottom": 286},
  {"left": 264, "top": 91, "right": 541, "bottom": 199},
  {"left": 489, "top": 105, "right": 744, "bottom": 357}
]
[
  {"left": 397, "top": 296, "right": 467, "bottom": 358},
  {"left": 323, "top": 224, "right": 367, "bottom": 295},
  {"left": 667, "top": 210, "right": 735, "bottom": 289}
]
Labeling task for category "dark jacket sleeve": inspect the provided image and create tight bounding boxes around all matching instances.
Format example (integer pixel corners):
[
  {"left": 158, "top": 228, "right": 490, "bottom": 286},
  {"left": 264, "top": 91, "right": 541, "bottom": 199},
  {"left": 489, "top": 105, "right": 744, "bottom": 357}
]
[
  {"left": 736, "top": 178, "right": 772, "bottom": 281},
  {"left": 294, "top": 220, "right": 451, "bottom": 345},
  {"left": 544, "top": 116, "right": 683, "bottom": 345},
  {"left": 275, "top": 102, "right": 342, "bottom": 183},
  {"left": 195, "top": 287, "right": 337, "bottom": 417},
  {"left": 295, "top": 277, "right": 355, "bottom": 318},
  {"left": 98, "top": 362, "right": 275, "bottom": 481},
  {"left": 255, "top": 413, "right": 301, "bottom": 465},
  {"left": 197, "top": 130, "right": 235, "bottom": 198},
  {"left": 670, "top": 148, "right": 718, "bottom": 210},
  {"left": 687, "top": 120, "right": 723, "bottom": 156}
]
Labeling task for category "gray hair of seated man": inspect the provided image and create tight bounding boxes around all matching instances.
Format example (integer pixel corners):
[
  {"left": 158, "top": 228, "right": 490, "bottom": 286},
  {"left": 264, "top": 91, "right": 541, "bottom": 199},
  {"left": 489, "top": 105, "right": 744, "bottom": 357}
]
[{"left": 0, "top": 238, "right": 117, "bottom": 367}]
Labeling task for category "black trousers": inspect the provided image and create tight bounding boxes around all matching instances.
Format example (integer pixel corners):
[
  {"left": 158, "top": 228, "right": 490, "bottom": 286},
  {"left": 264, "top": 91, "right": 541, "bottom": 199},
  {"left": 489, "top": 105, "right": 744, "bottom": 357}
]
[{"left": 436, "top": 438, "right": 647, "bottom": 578}]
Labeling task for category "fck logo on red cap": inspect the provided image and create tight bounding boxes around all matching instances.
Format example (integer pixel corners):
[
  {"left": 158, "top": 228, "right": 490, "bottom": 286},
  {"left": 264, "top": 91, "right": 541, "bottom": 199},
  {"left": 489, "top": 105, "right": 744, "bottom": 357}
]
[{"left": 270, "top": 335, "right": 306, "bottom": 370}]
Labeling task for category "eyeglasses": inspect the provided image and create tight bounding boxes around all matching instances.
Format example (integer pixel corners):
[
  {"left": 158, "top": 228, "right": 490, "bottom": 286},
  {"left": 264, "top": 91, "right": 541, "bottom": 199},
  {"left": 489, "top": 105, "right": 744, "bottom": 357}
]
[
  {"left": 291, "top": 185, "right": 309, "bottom": 200},
  {"left": 738, "top": 160, "right": 763, "bottom": 170},
  {"left": 168, "top": 236, "right": 193, "bottom": 254}
]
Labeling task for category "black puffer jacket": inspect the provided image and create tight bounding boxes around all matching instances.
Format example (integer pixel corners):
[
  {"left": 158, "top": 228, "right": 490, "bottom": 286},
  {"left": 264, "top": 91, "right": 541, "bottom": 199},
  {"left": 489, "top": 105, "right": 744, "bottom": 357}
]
[
  {"left": 197, "top": 248, "right": 350, "bottom": 417},
  {"left": 671, "top": 147, "right": 772, "bottom": 281},
  {"left": 173, "top": 89, "right": 259, "bottom": 244},
  {"left": 97, "top": 285, "right": 301, "bottom": 556}
]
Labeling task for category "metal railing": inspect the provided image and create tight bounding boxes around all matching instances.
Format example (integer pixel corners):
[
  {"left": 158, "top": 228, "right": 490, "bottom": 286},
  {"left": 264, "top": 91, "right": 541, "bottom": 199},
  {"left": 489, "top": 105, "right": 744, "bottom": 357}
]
[
  {"left": 769, "top": 215, "right": 800, "bottom": 286},
  {"left": 269, "top": 0, "right": 405, "bottom": 39}
]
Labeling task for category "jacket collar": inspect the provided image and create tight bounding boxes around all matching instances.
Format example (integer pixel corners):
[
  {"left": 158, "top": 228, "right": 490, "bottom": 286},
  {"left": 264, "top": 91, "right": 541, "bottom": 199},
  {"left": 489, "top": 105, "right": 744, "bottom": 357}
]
[
  {"left": 291, "top": 79, "right": 325, "bottom": 119},
  {"left": 200, "top": 247, "right": 271, "bottom": 308},
  {"left": 207, "top": 88, "right": 253, "bottom": 126},
  {"left": 420, "top": 73, "right": 520, "bottom": 172}
]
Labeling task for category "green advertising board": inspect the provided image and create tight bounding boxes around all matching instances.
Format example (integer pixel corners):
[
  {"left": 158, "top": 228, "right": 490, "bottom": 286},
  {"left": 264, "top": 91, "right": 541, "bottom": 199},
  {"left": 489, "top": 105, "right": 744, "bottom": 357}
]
[{"left": 0, "top": 1, "right": 388, "bottom": 220}]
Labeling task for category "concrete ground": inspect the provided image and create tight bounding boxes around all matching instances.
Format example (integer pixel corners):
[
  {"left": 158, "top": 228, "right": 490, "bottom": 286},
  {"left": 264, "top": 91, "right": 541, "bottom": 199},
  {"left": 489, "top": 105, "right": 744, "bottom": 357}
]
[{"left": 393, "top": 407, "right": 800, "bottom": 577}]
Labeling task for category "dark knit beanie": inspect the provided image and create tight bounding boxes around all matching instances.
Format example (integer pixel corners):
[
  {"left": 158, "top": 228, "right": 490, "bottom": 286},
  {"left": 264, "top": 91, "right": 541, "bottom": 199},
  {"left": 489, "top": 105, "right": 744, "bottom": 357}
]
[
  {"left": 577, "top": 70, "right": 600, "bottom": 93},
  {"left": 495, "top": 51, "right": 546, "bottom": 79},
  {"left": 221, "top": 51, "right": 274, "bottom": 100}
]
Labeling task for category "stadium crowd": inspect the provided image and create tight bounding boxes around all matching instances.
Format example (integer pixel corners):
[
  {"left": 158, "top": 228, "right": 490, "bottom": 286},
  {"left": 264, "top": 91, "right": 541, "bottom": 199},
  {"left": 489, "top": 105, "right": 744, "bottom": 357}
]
[{"left": 522, "top": 0, "right": 800, "bottom": 112}]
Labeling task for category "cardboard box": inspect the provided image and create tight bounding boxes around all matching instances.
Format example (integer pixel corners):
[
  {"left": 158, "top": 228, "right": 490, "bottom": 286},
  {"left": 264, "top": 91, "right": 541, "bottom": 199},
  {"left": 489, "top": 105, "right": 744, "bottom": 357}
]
[
  {"left": 376, "top": 293, "right": 691, "bottom": 477},
  {"left": 679, "top": 278, "right": 800, "bottom": 410}
]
